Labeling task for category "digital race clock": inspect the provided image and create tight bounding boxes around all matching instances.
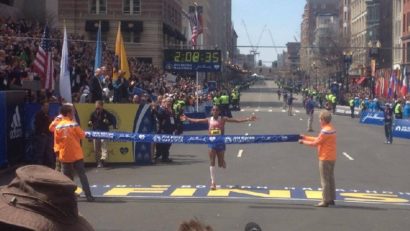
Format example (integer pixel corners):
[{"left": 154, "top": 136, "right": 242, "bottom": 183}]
[{"left": 164, "top": 49, "right": 222, "bottom": 72}]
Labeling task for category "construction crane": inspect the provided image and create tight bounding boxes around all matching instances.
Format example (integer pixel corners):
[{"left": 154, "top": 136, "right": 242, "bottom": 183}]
[
  {"left": 241, "top": 20, "right": 266, "bottom": 57},
  {"left": 267, "top": 29, "right": 280, "bottom": 59}
]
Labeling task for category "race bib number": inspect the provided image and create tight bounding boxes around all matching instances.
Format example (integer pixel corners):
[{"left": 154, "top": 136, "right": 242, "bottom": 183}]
[{"left": 210, "top": 129, "right": 221, "bottom": 135}]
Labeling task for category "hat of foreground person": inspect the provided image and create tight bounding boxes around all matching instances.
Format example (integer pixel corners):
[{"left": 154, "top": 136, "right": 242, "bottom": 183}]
[
  {"left": 0, "top": 165, "right": 94, "bottom": 231},
  {"left": 244, "top": 222, "right": 262, "bottom": 231}
]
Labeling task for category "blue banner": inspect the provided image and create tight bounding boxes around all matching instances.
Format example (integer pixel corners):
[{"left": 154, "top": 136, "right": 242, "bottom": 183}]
[
  {"left": 359, "top": 111, "right": 384, "bottom": 126},
  {"left": 393, "top": 119, "right": 410, "bottom": 139},
  {"left": 133, "top": 104, "right": 156, "bottom": 164},
  {"left": 0, "top": 92, "right": 6, "bottom": 167},
  {"left": 86, "top": 131, "right": 300, "bottom": 144}
]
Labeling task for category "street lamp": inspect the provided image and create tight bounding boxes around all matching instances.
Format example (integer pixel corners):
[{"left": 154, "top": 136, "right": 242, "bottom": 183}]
[
  {"left": 311, "top": 62, "right": 319, "bottom": 89},
  {"left": 368, "top": 40, "right": 381, "bottom": 98},
  {"left": 343, "top": 51, "right": 353, "bottom": 93}
]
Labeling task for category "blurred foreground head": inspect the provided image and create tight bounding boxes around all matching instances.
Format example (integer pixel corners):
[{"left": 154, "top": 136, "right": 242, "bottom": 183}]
[
  {"left": 0, "top": 165, "right": 94, "bottom": 231},
  {"left": 178, "top": 219, "right": 213, "bottom": 231}
]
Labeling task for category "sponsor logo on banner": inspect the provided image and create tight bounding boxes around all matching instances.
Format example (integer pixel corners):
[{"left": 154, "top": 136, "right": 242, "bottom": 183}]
[
  {"left": 10, "top": 106, "right": 22, "bottom": 139},
  {"left": 224, "top": 137, "right": 233, "bottom": 143},
  {"left": 187, "top": 136, "right": 207, "bottom": 143},
  {"left": 395, "top": 126, "right": 410, "bottom": 132},
  {"left": 153, "top": 135, "right": 183, "bottom": 143},
  {"left": 360, "top": 111, "right": 384, "bottom": 126},
  {"left": 361, "top": 113, "right": 384, "bottom": 122},
  {"left": 138, "top": 134, "right": 146, "bottom": 140}
]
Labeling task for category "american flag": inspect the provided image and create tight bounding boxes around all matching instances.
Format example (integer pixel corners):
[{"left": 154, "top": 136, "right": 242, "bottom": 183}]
[
  {"left": 183, "top": 6, "right": 203, "bottom": 46},
  {"left": 33, "top": 26, "right": 54, "bottom": 90}
]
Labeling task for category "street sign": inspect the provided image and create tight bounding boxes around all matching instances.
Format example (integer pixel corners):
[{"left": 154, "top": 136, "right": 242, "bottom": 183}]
[{"left": 164, "top": 49, "right": 222, "bottom": 72}]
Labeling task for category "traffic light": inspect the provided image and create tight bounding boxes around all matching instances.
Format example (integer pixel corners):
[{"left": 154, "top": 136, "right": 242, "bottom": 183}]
[{"left": 258, "top": 60, "right": 262, "bottom": 66}]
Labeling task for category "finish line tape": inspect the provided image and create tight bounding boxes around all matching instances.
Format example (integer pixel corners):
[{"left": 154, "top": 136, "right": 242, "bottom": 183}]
[{"left": 85, "top": 131, "right": 300, "bottom": 144}]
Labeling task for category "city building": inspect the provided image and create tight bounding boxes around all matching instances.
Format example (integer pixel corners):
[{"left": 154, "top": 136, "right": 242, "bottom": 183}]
[
  {"left": 402, "top": 0, "right": 410, "bottom": 67},
  {"left": 340, "top": 0, "right": 351, "bottom": 41},
  {"left": 300, "top": 0, "right": 339, "bottom": 82},
  {"left": 58, "top": 0, "right": 186, "bottom": 67},
  {"left": 313, "top": 13, "right": 340, "bottom": 85},
  {"left": 392, "top": 0, "right": 403, "bottom": 70},
  {"left": 350, "top": 0, "right": 392, "bottom": 75}
]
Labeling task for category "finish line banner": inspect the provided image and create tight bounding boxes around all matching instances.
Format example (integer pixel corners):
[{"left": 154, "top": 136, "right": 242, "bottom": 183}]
[{"left": 85, "top": 131, "right": 300, "bottom": 144}]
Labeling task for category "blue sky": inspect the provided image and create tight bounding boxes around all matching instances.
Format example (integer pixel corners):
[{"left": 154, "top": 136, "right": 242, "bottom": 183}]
[{"left": 232, "top": 0, "right": 306, "bottom": 64}]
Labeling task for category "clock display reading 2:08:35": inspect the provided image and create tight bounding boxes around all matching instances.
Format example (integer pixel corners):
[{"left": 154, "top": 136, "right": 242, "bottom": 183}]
[
  {"left": 164, "top": 49, "right": 222, "bottom": 72},
  {"left": 173, "top": 51, "right": 220, "bottom": 63}
]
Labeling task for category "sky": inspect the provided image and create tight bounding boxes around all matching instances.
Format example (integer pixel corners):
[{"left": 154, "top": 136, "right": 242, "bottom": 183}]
[{"left": 232, "top": 0, "right": 306, "bottom": 65}]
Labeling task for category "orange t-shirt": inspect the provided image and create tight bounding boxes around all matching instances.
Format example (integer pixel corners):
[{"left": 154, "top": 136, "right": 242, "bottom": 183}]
[
  {"left": 54, "top": 117, "right": 85, "bottom": 163},
  {"left": 303, "top": 124, "right": 336, "bottom": 161}
]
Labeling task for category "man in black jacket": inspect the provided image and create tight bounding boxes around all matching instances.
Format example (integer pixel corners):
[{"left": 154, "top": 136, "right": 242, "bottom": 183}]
[
  {"left": 88, "top": 100, "right": 116, "bottom": 167},
  {"left": 155, "top": 97, "right": 176, "bottom": 162},
  {"left": 90, "top": 68, "right": 103, "bottom": 103},
  {"left": 34, "top": 101, "right": 54, "bottom": 168}
]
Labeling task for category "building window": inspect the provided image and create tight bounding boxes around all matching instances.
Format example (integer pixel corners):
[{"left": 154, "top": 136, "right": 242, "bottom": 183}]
[
  {"left": 123, "top": 32, "right": 141, "bottom": 43},
  {"left": 88, "top": 32, "right": 108, "bottom": 42},
  {"left": 123, "top": 0, "right": 141, "bottom": 14},
  {"left": 407, "top": 13, "right": 410, "bottom": 33},
  {"left": 407, "top": 43, "right": 410, "bottom": 63},
  {"left": 90, "top": 0, "right": 106, "bottom": 14}
]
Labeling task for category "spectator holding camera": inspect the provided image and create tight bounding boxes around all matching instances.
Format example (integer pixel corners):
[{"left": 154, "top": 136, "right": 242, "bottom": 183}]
[{"left": 88, "top": 100, "right": 116, "bottom": 168}]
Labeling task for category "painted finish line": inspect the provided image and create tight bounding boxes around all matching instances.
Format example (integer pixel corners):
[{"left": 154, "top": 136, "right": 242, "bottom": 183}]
[{"left": 78, "top": 185, "right": 410, "bottom": 205}]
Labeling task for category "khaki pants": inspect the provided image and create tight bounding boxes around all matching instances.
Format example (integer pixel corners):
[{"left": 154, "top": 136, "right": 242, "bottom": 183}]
[
  {"left": 307, "top": 112, "right": 314, "bottom": 130},
  {"left": 93, "top": 139, "right": 108, "bottom": 162},
  {"left": 319, "top": 160, "right": 336, "bottom": 202}
]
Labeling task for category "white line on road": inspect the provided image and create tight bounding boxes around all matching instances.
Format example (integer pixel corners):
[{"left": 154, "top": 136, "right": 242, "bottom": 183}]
[
  {"left": 255, "top": 109, "right": 260, "bottom": 112},
  {"left": 268, "top": 109, "right": 273, "bottom": 112},
  {"left": 281, "top": 109, "right": 286, "bottom": 112},
  {"left": 343, "top": 152, "right": 354, "bottom": 160},
  {"left": 299, "top": 118, "right": 303, "bottom": 121},
  {"left": 237, "top": 149, "right": 244, "bottom": 158},
  {"left": 295, "top": 110, "right": 300, "bottom": 113},
  {"left": 245, "top": 133, "right": 249, "bottom": 136},
  {"left": 240, "top": 109, "right": 245, "bottom": 112}
]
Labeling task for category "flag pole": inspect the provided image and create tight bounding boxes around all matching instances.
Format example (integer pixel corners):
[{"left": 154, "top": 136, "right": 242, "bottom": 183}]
[{"left": 195, "top": 3, "right": 200, "bottom": 112}]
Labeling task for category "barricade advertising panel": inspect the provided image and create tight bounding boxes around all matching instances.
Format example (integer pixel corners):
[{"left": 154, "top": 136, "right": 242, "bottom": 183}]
[
  {"left": 0, "top": 92, "right": 6, "bottom": 167},
  {"left": 5, "top": 91, "right": 26, "bottom": 166},
  {"left": 23, "top": 103, "right": 60, "bottom": 163},
  {"left": 359, "top": 111, "right": 384, "bottom": 126},
  {"left": 335, "top": 105, "right": 360, "bottom": 116},
  {"left": 133, "top": 104, "right": 156, "bottom": 164},
  {"left": 75, "top": 103, "right": 138, "bottom": 163},
  {"left": 23, "top": 103, "right": 41, "bottom": 163},
  {"left": 393, "top": 119, "right": 410, "bottom": 139}
]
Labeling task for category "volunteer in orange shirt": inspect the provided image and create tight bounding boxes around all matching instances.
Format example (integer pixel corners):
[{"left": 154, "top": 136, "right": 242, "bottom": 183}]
[
  {"left": 49, "top": 113, "right": 64, "bottom": 172},
  {"left": 299, "top": 110, "right": 336, "bottom": 207},
  {"left": 54, "top": 104, "right": 94, "bottom": 202}
]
